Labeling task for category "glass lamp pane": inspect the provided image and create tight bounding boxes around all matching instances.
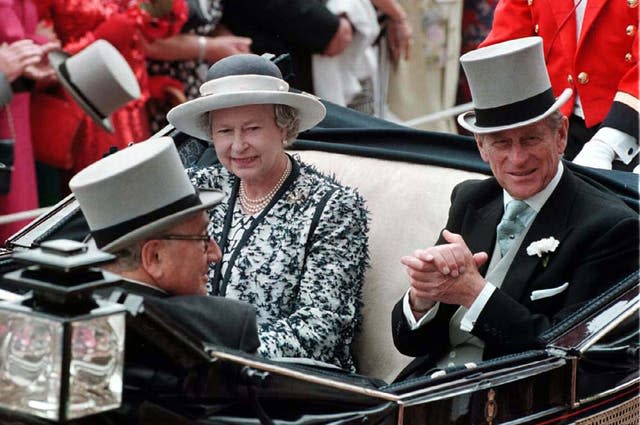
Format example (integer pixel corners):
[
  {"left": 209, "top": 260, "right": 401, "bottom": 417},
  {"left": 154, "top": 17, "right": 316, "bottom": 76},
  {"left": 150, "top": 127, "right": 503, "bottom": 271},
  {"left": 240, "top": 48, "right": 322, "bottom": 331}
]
[
  {"left": 0, "top": 309, "right": 63, "bottom": 421},
  {"left": 67, "top": 312, "right": 125, "bottom": 420}
]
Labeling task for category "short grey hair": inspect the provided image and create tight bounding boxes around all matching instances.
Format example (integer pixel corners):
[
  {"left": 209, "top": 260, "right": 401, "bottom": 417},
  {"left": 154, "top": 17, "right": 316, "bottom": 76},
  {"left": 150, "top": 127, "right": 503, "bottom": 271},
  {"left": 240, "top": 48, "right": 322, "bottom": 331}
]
[
  {"left": 274, "top": 104, "right": 300, "bottom": 146},
  {"left": 542, "top": 110, "right": 564, "bottom": 131},
  {"left": 475, "top": 110, "right": 565, "bottom": 142},
  {"left": 108, "top": 241, "right": 144, "bottom": 273}
]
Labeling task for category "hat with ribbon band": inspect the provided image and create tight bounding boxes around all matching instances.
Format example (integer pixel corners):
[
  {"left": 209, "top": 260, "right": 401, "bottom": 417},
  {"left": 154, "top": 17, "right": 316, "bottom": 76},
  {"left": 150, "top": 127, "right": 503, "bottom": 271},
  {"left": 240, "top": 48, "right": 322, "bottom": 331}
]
[
  {"left": 457, "top": 36, "right": 572, "bottom": 134},
  {"left": 167, "top": 53, "right": 326, "bottom": 142},
  {"left": 49, "top": 39, "right": 141, "bottom": 133},
  {"left": 69, "top": 137, "right": 223, "bottom": 253}
]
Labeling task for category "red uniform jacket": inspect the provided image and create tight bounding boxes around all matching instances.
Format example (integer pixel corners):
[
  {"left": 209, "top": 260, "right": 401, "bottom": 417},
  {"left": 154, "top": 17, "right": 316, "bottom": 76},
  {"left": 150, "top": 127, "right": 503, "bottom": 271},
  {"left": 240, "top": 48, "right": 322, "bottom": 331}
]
[{"left": 481, "top": 0, "right": 639, "bottom": 138}]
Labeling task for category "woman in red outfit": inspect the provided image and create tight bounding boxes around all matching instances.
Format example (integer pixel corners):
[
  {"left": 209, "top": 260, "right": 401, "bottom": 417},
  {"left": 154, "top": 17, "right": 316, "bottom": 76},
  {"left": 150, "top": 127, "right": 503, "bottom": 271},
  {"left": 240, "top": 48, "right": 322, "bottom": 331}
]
[{"left": 34, "top": 0, "right": 187, "bottom": 173}]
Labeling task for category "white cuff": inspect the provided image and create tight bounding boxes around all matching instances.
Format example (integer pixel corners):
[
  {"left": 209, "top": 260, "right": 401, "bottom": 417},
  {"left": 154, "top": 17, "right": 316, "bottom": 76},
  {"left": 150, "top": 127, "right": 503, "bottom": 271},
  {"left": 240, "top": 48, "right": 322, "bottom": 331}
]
[
  {"left": 402, "top": 290, "right": 439, "bottom": 330},
  {"left": 573, "top": 139, "right": 615, "bottom": 169},
  {"left": 592, "top": 127, "right": 638, "bottom": 165},
  {"left": 460, "top": 283, "right": 496, "bottom": 332}
]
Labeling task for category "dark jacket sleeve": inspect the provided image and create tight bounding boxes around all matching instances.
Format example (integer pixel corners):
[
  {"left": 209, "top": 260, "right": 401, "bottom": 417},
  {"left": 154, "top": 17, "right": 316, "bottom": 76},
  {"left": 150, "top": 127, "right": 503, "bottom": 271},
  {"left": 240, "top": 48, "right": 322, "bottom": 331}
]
[
  {"left": 602, "top": 97, "right": 639, "bottom": 140},
  {"left": 148, "top": 295, "right": 260, "bottom": 353},
  {"left": 390, "top": 181, "right": 475, "bottom": 358},
  {"left": 222, "top": 0, "right": 340, "bottom": 53}
]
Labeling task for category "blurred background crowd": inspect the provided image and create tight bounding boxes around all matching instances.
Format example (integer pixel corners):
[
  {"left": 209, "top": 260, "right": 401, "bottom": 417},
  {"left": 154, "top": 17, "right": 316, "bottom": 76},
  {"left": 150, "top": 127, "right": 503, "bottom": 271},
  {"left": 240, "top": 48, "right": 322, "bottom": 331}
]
[{"left": 0, "top": 0, "right": 637, "bottom": 242}]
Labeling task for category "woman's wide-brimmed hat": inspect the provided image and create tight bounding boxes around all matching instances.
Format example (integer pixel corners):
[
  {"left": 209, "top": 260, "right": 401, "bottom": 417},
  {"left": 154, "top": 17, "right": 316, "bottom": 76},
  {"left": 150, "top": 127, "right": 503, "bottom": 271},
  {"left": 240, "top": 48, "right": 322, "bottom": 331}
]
[
  {"left": 167, "top": 54, "right": 326, "bottom": 142},
  {"left": 49, "top": 39, "right": 141, "bottom": 133},
  {"left": 69, "top": 137, "right": 224, "bottom": 253},
  {"left": 457, "top": 37, "right": 572, "bottom": 134}
]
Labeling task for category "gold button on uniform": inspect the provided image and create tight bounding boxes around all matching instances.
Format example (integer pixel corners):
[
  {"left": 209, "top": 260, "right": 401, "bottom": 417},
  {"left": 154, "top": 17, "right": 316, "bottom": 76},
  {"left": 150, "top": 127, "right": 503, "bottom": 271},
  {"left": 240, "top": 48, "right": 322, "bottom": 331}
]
[
  {"left": 625, "top": 53, "right": 633, "bottom": 62},
  {"left": 534, "top": 24, "right": 539, "bottom": 34},
  {"left": 528, "top": 0, "right": 533, "bottom": 5},
  {"left": 577, "top": 72, "right": 589, "bottom": 84},
  {"left": 629, "top": 0, "right": 638, "bottom": 8},
  {"left": 627, "top": 25, "right": 636, "bottom": 36},
  {"left": 567, "top": 74, "right": 573, "bottom": 85}
]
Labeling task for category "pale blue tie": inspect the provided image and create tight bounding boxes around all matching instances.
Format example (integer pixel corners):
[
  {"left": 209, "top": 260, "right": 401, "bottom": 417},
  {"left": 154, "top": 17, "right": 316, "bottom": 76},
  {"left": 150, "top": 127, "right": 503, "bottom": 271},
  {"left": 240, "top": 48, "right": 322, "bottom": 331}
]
[{"left": 496, "top": 200, "right": 532, "bottom": 256}]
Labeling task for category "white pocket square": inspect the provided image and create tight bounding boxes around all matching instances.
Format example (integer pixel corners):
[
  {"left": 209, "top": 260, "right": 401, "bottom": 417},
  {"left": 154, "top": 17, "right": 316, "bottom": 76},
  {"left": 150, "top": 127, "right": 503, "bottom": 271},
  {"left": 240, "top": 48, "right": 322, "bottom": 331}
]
[{"left": 530, "top": 282, "right": 569, "bottom": 301}]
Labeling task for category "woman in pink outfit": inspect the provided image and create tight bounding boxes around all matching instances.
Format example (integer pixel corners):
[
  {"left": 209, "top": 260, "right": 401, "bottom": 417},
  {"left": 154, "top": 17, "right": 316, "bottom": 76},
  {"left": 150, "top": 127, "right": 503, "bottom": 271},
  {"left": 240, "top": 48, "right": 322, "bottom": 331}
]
[{"left": 0, "top": 0, "right": 56, "bottom": 243}]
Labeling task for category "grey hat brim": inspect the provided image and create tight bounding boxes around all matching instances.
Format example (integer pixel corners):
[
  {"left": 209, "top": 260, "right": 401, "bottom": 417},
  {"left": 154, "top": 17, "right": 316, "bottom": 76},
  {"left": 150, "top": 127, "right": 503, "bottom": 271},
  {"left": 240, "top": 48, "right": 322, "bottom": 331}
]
[
  {"left": 457, "top": 88, "right": 572, "bottom": 134},
  {"left": 167, "top": 91, "right": 326, "bottom": 142},
  {"left": 49, "top": 50, "right": 114, "bottom": 133},
  {"left": 100, "top": 189, "right": 224, "bottom": 253}
]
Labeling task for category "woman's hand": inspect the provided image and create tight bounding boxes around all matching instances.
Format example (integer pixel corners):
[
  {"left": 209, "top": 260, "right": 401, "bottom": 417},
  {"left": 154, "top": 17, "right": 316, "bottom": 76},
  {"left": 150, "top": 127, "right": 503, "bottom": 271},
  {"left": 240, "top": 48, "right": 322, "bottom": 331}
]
[
  {"left": 369, "top": 0, "right": 412, "bottom": 62},
  {"left": 387, "top": 17, "right": 412, "bottom": 63},
  {"left": 24, "top": 40, "right": 60, "bottom": 81},
  {"left": 204, "top": 36, "right": 252, "bottom": 63},
  {"left": 0, "top": 40, "right": 43, "bottom": 82},
  {"left": 323, "top": 15, "right": 353, "bottom": 57}
]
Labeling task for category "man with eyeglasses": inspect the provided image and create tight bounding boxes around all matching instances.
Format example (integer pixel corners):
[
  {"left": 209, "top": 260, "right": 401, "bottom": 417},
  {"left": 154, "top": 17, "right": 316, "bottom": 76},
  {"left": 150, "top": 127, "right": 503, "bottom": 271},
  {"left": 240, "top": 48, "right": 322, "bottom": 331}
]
[{"left": 69, "top": 137, "right": 260, "bottom": 353}]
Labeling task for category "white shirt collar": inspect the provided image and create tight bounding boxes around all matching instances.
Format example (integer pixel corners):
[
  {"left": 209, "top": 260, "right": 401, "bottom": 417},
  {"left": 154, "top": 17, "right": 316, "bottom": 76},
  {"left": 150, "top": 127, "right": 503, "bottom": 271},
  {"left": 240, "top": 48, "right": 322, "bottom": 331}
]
[{"left": 503, "top": 161, "right": 564, "bottom": 213}]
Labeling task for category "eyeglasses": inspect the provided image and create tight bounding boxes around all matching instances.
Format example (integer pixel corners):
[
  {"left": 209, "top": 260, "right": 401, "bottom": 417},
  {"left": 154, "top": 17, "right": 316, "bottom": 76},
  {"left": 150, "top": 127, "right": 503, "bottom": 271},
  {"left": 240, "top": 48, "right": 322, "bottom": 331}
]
[{"left": 158, "top": 234, "right": 212, "bottom": 253}]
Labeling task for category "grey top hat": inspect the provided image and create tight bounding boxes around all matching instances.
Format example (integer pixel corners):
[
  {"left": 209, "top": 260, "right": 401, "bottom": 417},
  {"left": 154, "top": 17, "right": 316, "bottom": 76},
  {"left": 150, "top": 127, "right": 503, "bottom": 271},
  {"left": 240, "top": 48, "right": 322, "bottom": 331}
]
[
  {"left": 457, "top": 37, "right": 572, "bottom": 134},
  {"left": 69, "top": 137, "right": 224, "bottom": 253},
  {"left": 49, "top": 39, "right": 141, "bottom": 133},
  {"left": 167, "top": 54, "right": 326, "bottom": 142}
]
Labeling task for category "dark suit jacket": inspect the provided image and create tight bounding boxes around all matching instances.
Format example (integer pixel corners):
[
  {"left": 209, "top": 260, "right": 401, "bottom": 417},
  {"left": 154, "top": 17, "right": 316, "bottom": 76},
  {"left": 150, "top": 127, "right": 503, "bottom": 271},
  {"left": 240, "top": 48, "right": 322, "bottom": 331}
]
[
  {"left": 112, "top": 280, "right": 260, "bottom": 354},
  {"left": 96, "top": 282, "right": 259, "bottom": 421},
  {"left": 221, "top": 0, "right": 339, "bottom": 92},
  {"left": 392, "top": 167, "right": 639, "bottom": 375}
]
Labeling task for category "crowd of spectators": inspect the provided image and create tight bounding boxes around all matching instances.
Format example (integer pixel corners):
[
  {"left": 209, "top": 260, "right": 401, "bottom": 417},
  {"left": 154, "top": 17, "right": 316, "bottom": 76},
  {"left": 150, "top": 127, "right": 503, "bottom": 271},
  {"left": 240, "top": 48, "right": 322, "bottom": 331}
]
[{"left": 0, "top": 0, "right": 637, "bottom": 235}]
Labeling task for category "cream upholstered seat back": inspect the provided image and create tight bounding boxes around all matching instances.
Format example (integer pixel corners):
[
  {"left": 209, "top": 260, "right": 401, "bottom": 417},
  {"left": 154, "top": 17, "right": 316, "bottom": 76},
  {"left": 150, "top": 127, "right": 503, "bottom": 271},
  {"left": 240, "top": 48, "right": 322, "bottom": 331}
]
[{"left": 291, "top": 150, "right": 485, "bottom": 382}]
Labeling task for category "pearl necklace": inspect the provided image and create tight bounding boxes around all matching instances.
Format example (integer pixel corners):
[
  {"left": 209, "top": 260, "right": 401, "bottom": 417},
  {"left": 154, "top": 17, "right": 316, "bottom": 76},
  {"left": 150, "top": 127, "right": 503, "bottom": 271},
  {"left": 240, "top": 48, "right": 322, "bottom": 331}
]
[{"left": 239, "top": 158, "right": 292, "bottom": 214}]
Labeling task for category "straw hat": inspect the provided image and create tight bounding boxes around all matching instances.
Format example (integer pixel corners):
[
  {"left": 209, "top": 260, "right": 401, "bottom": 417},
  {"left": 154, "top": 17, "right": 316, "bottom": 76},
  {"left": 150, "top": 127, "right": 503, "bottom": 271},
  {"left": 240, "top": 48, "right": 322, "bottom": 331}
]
[
  {"left": 457, "top": 37, "right": 572, "bottom": 134},
  {"left": 49, "top": 39, "right": 141, "bottom": 133},
  {"left": 167, "top": 54, "right": 326, "bottom": 142},
  {"left": 69, "top": 137, "right": 223, "bottom": 253}
]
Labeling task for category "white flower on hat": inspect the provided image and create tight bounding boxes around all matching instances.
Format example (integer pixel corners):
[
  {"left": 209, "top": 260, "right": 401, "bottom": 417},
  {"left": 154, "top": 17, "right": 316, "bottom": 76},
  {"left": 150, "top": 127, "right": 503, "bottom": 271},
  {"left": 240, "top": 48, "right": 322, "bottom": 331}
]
[{"left": 527, "top": 236, "right": 560, "bottom": 267}]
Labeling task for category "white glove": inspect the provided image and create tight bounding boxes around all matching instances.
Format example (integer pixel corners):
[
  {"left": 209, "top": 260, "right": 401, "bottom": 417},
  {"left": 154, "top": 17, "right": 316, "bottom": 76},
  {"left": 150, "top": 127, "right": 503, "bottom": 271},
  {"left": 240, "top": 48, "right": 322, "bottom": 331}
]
[{"left": 573, "top": 139, "right": 614, "bottom": 170}]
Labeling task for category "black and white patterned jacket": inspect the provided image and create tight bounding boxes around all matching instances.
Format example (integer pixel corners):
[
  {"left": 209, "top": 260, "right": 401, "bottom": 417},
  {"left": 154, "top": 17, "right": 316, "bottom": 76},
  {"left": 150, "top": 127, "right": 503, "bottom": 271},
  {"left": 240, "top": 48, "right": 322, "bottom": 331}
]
[{"left": 188, "top": 155, "right": 369, "bottom": 372}]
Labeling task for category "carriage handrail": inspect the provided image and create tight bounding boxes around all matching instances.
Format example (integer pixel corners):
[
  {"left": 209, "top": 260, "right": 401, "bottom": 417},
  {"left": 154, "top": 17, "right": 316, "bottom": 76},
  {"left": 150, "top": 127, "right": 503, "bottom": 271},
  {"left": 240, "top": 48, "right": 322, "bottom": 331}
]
[{"left": 0, "top": 207, "right": 52, "bottom": 225}]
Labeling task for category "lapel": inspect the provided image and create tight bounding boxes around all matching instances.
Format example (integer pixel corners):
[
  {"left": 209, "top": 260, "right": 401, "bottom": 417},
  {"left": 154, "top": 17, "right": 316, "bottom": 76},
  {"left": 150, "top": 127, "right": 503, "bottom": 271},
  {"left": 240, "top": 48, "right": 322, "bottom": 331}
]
[
  {"left": 500, "top": 167, "right": 577, "bottom": 302},
  {"left": 577, "top": 0, "right": 607, "bottom": 48},
  {"left": 550, "top": 0, "right": 578, "bottom": 58},
  {"left": 461, "top": 182, "right": 503, "bottom": 277}
]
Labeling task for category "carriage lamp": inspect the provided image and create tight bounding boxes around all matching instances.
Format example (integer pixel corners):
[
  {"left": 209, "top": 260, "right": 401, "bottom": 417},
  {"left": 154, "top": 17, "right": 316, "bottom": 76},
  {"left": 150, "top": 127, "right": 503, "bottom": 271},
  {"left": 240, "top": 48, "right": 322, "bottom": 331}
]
[{"left": 0, "top": 239, "right": 125, "bottom": 422}]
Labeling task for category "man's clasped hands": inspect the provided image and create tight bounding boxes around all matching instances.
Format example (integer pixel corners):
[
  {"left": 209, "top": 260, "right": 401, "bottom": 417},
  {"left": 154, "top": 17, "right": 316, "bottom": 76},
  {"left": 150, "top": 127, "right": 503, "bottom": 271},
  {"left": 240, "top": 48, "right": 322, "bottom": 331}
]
[{"left": 402, "top": 230, "right": 490, "bottom": 315}]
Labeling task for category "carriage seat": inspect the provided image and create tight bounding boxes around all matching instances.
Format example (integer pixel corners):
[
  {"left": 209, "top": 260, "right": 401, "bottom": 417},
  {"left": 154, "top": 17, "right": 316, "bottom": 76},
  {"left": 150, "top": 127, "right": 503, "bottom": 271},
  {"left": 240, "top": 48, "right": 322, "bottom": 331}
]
[{"left": 289, "top": 149, "right": 486, "bottom": 382}]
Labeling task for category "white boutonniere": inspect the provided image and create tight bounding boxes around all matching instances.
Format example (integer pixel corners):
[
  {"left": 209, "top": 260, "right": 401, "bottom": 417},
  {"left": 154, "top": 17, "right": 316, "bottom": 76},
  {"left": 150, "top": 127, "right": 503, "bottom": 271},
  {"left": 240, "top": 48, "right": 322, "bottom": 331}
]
[{"left": 526, "top": 237, "right": 560, "bottom": 267}]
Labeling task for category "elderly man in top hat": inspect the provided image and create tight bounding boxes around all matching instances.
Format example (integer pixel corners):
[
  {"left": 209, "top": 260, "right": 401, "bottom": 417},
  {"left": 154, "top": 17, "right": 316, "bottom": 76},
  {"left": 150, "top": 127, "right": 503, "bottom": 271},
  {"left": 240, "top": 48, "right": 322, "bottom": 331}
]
[
  {"left": 69, "top": 137, "right": 259, "bottom": 353},
  {"left": 391, "top": 37, "right": 639, "bottom": 380}
]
